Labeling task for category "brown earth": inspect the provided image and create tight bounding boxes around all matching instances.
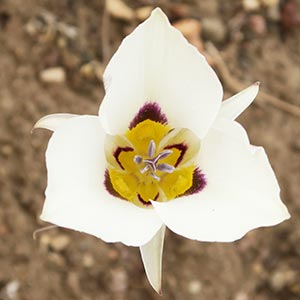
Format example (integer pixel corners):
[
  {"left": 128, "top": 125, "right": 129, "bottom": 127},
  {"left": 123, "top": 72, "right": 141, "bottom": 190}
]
[{"left": 0, "top": 0, "right": 300, "bottom": 299}]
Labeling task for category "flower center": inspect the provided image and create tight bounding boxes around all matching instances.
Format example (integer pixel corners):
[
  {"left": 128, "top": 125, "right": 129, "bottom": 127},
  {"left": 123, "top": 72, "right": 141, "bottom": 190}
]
[
  {"left": 134, "top": 140, "right": 175, "bottom": 181},
  {"left": 104, "top": 102, "right": 206, "bottom": 207}
]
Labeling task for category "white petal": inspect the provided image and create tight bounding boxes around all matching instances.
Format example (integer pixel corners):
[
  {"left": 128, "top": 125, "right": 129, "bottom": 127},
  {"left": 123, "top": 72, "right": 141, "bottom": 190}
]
[
  {"left": 41, "top": 115, "right": 163, "bottom": 246},
  {"left": 33, "top": 113, "right": 79, "bottom": 131},
  {"left": 219, "top": 83, "right": 259, "bottom": 120},
  {"left": 139, "top": 225, "right": 165, "bottom": 294},
  {"left": 99, "top": 8, "right": 222, "bottom": 138},
  {"left": 212, "top": 117, "right": 250, "bottom": 146},
  {"left": 152, "top": 124, "right": 290, "bottom": 242}
]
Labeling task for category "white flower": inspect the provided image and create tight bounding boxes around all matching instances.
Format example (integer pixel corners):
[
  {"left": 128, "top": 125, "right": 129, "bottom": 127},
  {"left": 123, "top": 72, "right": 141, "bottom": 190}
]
[{"left": 34, "top": 8, "right": 290, "bottom": 294}]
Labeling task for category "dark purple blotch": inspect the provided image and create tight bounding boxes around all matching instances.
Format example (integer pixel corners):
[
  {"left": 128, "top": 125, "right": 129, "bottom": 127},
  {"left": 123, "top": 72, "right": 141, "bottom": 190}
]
[
  {"left": 129, "top": 102, "right": 168, "bottom": 129},
  {"left": 104, "top": 169, "right": 125, "bottom": 200},
  {"left": 137, "top": 193, "right": 159, "bottom": 207},
  {"left": 180, "top": 168, "right": 207, "bottom": 197}
]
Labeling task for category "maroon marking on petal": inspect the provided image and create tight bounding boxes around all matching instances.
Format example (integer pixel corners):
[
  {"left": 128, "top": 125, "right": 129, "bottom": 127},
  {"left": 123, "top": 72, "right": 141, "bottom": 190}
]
[
  {"left": 137, "top": 193, "right": 159, "bottom": 206},
  {"left": 104, "top": 169, "right": 126, "bottom": 200},
  {"left": 164, "top": 143, "right": 188, "bottom": 167},
  {"left": 114, "top": 147, "right": 134, "bottom": 170},
  {"left": 137, "top": 194, "right": 152, "bottom": 206},
  {"left": 153, "top": 193, "right": 159, "bottom": 201},
  {"left": 129, "top": 102, "right": 168, "bottom": 129},
  {"left": 181, "top": 168, "right": 207, "bottom": 197}
]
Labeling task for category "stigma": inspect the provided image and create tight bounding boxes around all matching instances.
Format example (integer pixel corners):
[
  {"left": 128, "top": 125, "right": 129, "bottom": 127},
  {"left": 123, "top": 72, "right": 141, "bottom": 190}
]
[{"left": 134, "top": 140, "right": 175, "bottom": 181}]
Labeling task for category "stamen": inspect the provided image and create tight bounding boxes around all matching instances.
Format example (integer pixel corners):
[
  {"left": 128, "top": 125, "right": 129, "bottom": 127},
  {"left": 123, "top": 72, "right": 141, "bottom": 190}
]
[
  {"left": 157, "top": 163, "right": 175, "bottom": 173},
  {"left": 148, "top": 140, "right": 156, "bottom": 158},
  {"left": 154, "top": 149, "right": 172, "bottom": 163},
  {"left": 141, "top": 165, "right": 150, "bottom": 174},
  {"left": 150, "top": 173, "right": 161, "bottom": 181},
  {"left": 134, "top": 155, "right": 143, "bottom": 164}
]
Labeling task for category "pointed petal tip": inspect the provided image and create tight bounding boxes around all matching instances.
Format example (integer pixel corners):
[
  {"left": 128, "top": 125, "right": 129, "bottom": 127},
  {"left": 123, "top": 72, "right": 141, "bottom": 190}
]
[
  {"left": 151, "top": 7, "right": 164, "bottom": 16},
  {"left": 33, "top": 113, "right": 79, "bottom": 132},
  {"left": 158, "top": 288, "right": 163, "bottom": 296},
  {"left": 149, "top": 7, "right": 169, "bottom": 24},
  {"left": 140, "top": 226, "right": 165, "bottom": 294},
  {"left": 254, "top": 81, "right": 260, "bottom": 86}
]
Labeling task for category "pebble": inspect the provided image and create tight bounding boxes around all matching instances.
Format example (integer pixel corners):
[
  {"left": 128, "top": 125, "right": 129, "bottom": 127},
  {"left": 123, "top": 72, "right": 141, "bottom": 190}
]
[
  {"left": 270, "top": 269, "right": 296, "bottom": 291},
  {"left": 48, "top": 252, "right": 66, "bottom": 266},
  {"left": 67, "top": 272, "right": 81, "bottom": 295},
  {"left": 243, "top": 0, "right": 260, "bottom": 11},
  {"left": 80, "top": 61, "right": 104, "bottom": 81},
  {"left": 196, "top": 0, "right": 218, "bottom": 17},
  {"left": 110, "top": 268, "right": 128, "bottom": 294},
  {"left": 188, "top": 280, "right": 202, "bottom": 295},
  {"left": 281, "top": 0, "right": 300, "bottom": 31},
  {"left": 248, "top": 15, "right": 267, "bottom": 36},
  {"left": 107, "top": 249, "right": 119, "bottom": 260},
  {"left": 0, "top": 224, "right": 8, "bottom": 235},
  {"left": 1, "top": 144, "right": 13, "bottom": 156},
  {"left": 39, "top": 67, "right": 66, "bottom": 83},
  {"left": 267, "top": 4, "right": 280, "bottom": 21},
  {"left": 5, "top": 280, "right": 20, "bottom": 300},
  {"left": 202, "top": 18, "right": 227, "bottom": 43},
  {"left": 235, "top": 291, "right": 248, "bottom": 300},
  {"left": 107, "top": 0, "right": 135, "bottom": 21},
  {"left": 49, "top": 234, "right": 71, "bottom": 251},
  {"left": 82, "top": 253, "right": 95, "bottom": 268},
  {"left": 135, "top": 6, "right": 153, "bottom": 21}
]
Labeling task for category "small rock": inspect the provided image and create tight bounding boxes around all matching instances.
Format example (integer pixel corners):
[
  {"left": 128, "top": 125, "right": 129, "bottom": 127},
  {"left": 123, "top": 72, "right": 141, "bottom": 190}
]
[
  {"left": 253, "top": 262, "right": 263, "bottom": 274},
  {"left": 0, "top": 224, "right": 8, "bottom": 235},
  {"left": 248, "top": 15, "right": 267, "bottom": 36},
  {"left": 107, "top": 0, "right": 135, "bottom": 21},
  {"left": 196, "top": 0, "right": 218, "bottom": 17},
  {"left": 270, "top": 269, "right": 296, "bottom": 291},
  {"left": 39, "top": 234, "right": 51, "bottom": 248},
  {"left": 49, "top": 234, "right": 70, "bottom": 251},
  {"left": 48, "top": 252, "right": 66, "bottom": 266},
  {"left": 5, "top": 280, "right": 20, "bottom": 300},
  {"left": 173, "top": 18, "right": 203, "bottom": 51},
  {"left": 281, "top": 0, "right": 300, "bottom": 31},
  {"left": 202, "top": 18, "right": 227, "bottom": 43},
  {"left": 1, "top": 144, "right": 13, "bottom": 156},
  {"left": 39, "top": 67, "right": 66, "bottom": 83},
  {"left": 67, "top": 272, "right": 81, "bottom": 295},
  {"left": 108, "top": 249, "right": 119, "bottom": 260},
  {"left": 235, "top": 291, "right": 248, "bottom": 300},
  {"left": 267, "top": 4, "right": 280, "bottom": 21},
  {"left": 80, "top": 61, "right": 104, "bottom": 81},
  {"left": 135, "top": 6, "right": 153, "bottom": 21},
  {"left": 243, "top": 0, "right": 260, "bottom": 11},
  {"left": 110, "top": 268, "right": 128, "bottom": 294},
  {"left": 188, "top": 280, "right": 202, "bottom": 295},
  {"left": 80, "top": 63, "right": 94, "bottom": 79},
  {"left": 82, "top": 253, "right": 95, "bottom": 268}
]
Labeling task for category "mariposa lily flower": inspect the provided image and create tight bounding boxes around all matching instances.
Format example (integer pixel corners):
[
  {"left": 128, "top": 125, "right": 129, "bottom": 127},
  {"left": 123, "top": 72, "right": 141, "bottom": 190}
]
[{"left": 34, "top": 8, "right": 290, "bottom": 294}]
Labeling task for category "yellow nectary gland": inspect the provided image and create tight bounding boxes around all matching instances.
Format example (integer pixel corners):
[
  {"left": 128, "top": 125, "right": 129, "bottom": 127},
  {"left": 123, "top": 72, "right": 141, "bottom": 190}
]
[{"left": 106, "top": 119, "right": 199, "bottom": 207}]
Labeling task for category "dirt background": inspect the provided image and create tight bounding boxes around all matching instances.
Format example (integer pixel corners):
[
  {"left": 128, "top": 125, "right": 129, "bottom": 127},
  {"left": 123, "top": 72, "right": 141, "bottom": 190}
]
[{"left": 1, "top": 0, "right": 300, "bottom": 299}]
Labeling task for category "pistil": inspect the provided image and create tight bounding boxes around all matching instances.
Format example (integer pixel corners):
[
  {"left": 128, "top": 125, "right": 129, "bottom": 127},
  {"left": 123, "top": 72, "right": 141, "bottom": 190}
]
[{"left": 133, "top": 140, "right": 175, "bottom": 181}]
